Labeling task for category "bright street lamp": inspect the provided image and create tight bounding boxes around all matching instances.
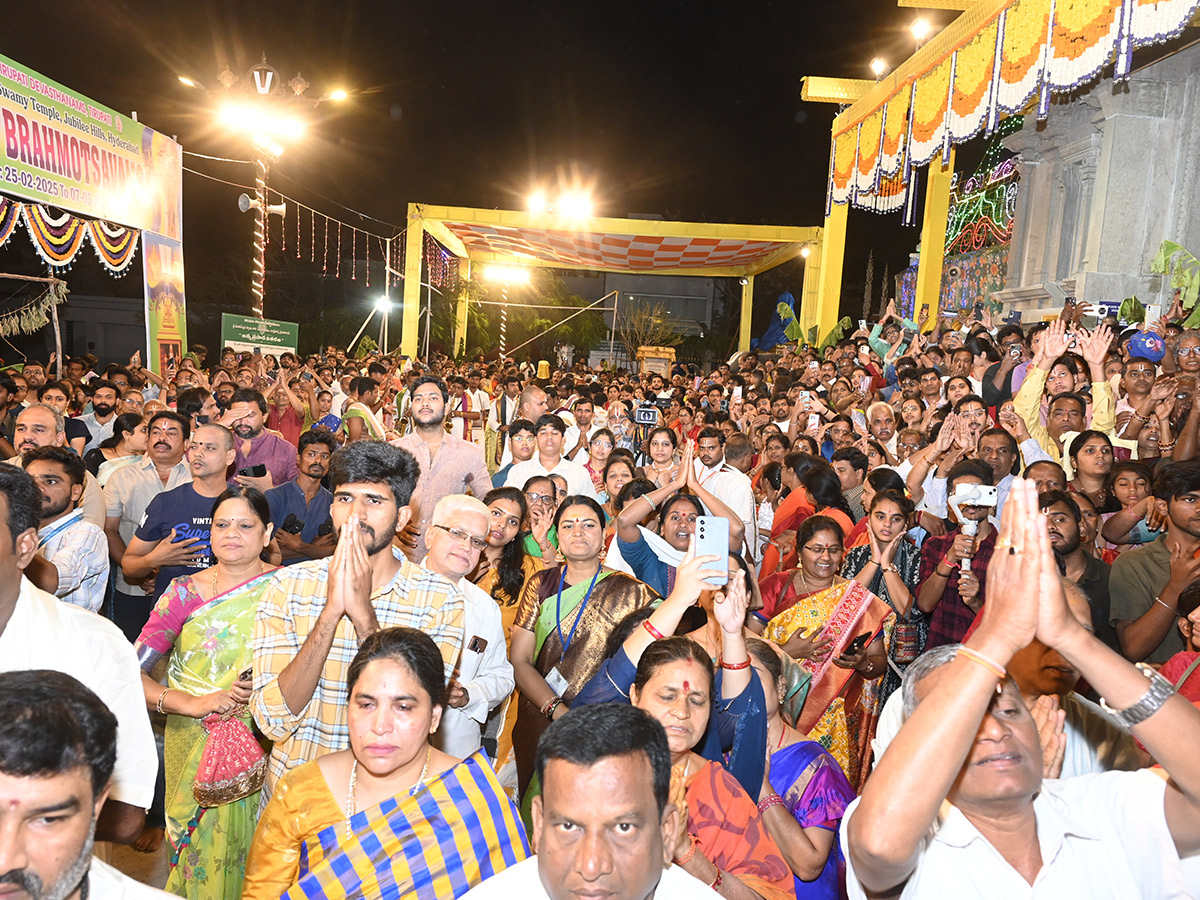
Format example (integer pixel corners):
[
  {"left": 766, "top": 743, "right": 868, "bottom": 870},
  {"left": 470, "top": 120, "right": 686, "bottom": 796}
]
[
  {"left": 328, "top": 89, "right": 349, "bottom": 102},
  {"left": 870, "top": 57, "right": 888, "bottom": 80},
  {"left": 800, "top": 246, "right": 811, "bottom": 259},
  {"left": 911, "top": 17, "right": 933, "bottom": 46},
  {"left": 557, "top": 191, "right": 593, "bottom": 219},
  {"left": 483, "top": 264, "right": 532, "bottom": 284}
]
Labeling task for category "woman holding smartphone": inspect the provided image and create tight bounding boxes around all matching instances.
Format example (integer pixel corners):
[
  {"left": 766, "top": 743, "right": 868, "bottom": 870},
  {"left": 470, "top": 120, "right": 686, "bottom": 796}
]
[{"left": 133, "top": 488, "right": 279, "bottom": 900}]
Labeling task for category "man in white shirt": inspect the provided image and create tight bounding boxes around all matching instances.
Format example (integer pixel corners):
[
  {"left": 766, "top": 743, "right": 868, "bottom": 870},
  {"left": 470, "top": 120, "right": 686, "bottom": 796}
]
[
  {"left": 461, "top": 704, "right": 712, "bottom": 900},
  {"left": 422, "top": 495, "right": 513, "bottom": 760},
  {"left": 0, "top": 669, "right": 173, "bottom": 898},
  {"left": 505, "top": 414, "right": 597, "bottom": 498},
  {"left": 22, "top": 446, "right": 109, "bottom": 612},
  {"left": 563, "top": 397, "right": 601, "bottom": 463},
  {"left": 486, "top": 375, "right": 522, "bottom": 469},
  {"left": 845, "top": 480, "right": 1197, "bottom": 900},
  {"left": 0, "top": 466, "right": 156, "bottom": 846},
  {"left": 466, "top": 369, "right": 490, "bottom": 448},
  {"left": 692, "top": 427, "right": 756, "bottom": 561}
]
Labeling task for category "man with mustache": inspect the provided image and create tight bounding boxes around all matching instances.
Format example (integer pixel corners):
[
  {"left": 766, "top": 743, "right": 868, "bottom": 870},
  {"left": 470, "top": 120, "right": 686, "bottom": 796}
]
[
  {"left": 222, "top": 388, "right": 299, "bottom": 492},
  {"left": 251, "top": 441, "right": 465, "bottom": 805},
  {"left": 102, "top": 411, "right": 191, "bottom": 642},
  {"left": 396, "top": 376, "right": 492, "bottom": 562},
  {"left": 21, "top": 446, "right": 108, "bottom": 613},
  {"left": 9, "top": 405, "right": 105, "bottom": 528},
  {"left": 77, "top": 380, "right": 120, "bottom": 455},
  {"left": 265, "top": 430, "right": 338, "bottom": 565},
  {"left": 0, "top": 671, "right": 171, "bottom": 897}
]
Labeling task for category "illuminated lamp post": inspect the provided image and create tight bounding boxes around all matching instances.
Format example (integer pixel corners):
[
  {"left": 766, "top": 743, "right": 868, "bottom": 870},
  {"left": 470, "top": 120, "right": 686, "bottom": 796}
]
[{"left": 482, "top": 264, "right": 532, "bottom": 359}]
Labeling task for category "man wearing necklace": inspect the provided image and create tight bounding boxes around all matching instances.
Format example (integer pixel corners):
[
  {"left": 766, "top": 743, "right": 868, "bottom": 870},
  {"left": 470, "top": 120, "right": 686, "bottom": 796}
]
[
  {"left": 251, "top": 441, "right": 466, "bottom": 806},
  {"left": 0, "top": 671, "right": 173, "bottom": 899}
]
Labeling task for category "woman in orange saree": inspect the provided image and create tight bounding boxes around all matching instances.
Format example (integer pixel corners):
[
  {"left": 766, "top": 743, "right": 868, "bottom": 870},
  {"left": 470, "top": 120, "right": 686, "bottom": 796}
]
[{"left": 757, "top": 515, "right": 892, "bottom": 790}]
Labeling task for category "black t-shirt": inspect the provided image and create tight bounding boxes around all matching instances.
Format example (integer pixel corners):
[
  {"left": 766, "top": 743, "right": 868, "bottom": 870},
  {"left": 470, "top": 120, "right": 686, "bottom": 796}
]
[
  {"left": 65, "top": 417, "right": 91, "bottom": 447},
  {"left": 135, "top": 483, "right": 217, "bottom": 600}
]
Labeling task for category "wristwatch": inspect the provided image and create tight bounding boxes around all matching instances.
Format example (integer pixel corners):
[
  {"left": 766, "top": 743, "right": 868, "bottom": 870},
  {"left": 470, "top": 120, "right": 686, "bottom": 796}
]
[{"left": 1099, "top": 663, "right": 1174, "bottom": 728}]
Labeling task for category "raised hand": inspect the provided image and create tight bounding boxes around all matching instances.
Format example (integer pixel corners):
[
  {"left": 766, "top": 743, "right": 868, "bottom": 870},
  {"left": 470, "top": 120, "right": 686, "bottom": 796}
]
[
  {"left": 1038, "top": 318, "right": 1069, "bottom": 364},
  {"left": 668, "top": 538, "right": 725, "bottom": 607},
  {"left": 712, "top": 570, "right": 750, "bottom": 635},
  {"left": 972, "top": 477, "right": 1042, "bottom": 657},
  {"left": 1078, "top": 324, "right": 1114, "bottom": 368}
]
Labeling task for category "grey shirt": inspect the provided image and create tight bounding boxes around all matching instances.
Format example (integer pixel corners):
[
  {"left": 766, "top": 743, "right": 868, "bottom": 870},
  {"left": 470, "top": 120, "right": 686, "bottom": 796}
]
[{"left": 1107, "top": 536, "right": 1183, "bottom": 664}]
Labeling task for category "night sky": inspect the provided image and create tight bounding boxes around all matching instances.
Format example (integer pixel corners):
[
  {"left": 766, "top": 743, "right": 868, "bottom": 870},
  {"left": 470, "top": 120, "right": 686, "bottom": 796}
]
[{"left": 3, "top": 0, "right": 963, "bottom": 351}]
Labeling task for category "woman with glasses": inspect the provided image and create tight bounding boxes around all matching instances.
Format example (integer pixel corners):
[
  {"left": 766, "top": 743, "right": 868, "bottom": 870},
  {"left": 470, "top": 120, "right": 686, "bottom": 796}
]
[
  {"left": 754, "top": 515, "right": 892, "bottom": 789},
  {"left": 520, "top": 475, "right": 558, "bottom": 564},
  {"left": 508, "top": 495, "right": 657, "bottom": 796},
  {"left": 582, "top": 427, "right": 615, "bottom": 492}
]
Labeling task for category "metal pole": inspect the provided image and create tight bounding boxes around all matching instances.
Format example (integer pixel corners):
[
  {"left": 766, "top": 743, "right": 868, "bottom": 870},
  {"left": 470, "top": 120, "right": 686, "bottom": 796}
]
[
  {"left": 423, "top": 281, "right": 433, "bottom": 364},
  {"left": 348, "top": 308, "right": 377, "bottom": 355},
  {"left": 608, "top": 290, "right": 618, "bottom": 367},
  {"left": 499, "top": 283, "right": 509, "bottom": 358},
  {"left": 504, "top": 292, "right": 616, "bottom": 359},
  {"left": 251, "top": 153, "right": 267, "bottom": 318}
]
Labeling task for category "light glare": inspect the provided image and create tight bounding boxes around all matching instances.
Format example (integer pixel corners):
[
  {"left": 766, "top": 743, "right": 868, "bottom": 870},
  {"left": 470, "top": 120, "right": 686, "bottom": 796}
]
[
  {"left": 870, "top": 58, "right": 888, "bottom": 78},
  {"left": 527, "top": 190, "right": 548, "bottom": 213},
  {"left": 557, "top": 192, "right": 593, "bottom": 219},
  {"left": 911, "top": 17, "right": 932, "bottom": 42},
  {"left": 484, "top": 264, "right": 532, "bottom": 284},
  {"left": 329, "top": 89, "right": 349, "bottom": 102},
  {"left": 178, "top": 76, "right": 196, "bottom": 88}
]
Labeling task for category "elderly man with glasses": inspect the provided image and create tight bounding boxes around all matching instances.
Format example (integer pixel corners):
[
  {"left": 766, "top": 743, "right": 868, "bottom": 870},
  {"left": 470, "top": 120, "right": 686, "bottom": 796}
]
[{"left": 421, "top": 494, "right": 514, "bottom": 760}]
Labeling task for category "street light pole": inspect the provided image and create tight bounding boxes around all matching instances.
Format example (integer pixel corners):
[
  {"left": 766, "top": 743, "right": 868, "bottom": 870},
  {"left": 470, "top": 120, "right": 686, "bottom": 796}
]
[{"left": 251, "top": 152, "right": 267, "bottom": 317}]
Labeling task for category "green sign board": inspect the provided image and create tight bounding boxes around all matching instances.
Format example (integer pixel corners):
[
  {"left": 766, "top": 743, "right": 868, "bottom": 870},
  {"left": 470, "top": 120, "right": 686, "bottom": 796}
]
[{"left": 220, "top": 313, "right": 299, "bottom": 357}]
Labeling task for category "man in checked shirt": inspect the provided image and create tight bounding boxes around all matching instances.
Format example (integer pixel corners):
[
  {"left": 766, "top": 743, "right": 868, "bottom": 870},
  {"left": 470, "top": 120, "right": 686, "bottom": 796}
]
[{"left": 251, "top": 441, "right": 466, "bottom": 806}]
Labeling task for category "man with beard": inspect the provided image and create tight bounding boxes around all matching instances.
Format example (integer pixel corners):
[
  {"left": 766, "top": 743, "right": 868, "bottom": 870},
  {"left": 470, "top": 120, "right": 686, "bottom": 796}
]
[
  {"left": 223, "top": 388, "right": 299, "bottom": 491},
  {"left": 1041, "top": 489, "right": 1117, "bottom": 651},
  {"left": 76, "top": 380, "right": 120, "bottom": 455},
  {"left": 9, "top": 405, "right": 106, "bottom": 528},
  {"left": 251, "top": 441, "right": 465, "bottom": 805},
  {"left": 265, "top": 430, "right": 338, "bottom": 564},
  {"left": 120, "top": 424, "right": 236, "bottom": 605},
  {"left": 21, "top": 446, "right": 108, "bottom": 612},
  {"left": 396, "top": 376, "right": 492, "bottom": 562},
  {"left": 0, "top": 670, "right": 171, "bottom": 894}
]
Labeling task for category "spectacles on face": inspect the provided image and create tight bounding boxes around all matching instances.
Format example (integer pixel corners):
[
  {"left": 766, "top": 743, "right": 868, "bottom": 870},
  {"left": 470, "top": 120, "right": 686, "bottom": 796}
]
[
  {"left": 1179, "top": 347, "right": 1200, "bottom": 357},
  {"left": 803, "top": 544, "right": 842, "bottom": 557},
  {"left": 432, "top": 524, "right": 487, "bottom": 551},
  {"left": 525, "top": 491, "right": 554, "bottom": 505},
  {"left": 591, "top": 440, "right": 613, "bottom": 449}
]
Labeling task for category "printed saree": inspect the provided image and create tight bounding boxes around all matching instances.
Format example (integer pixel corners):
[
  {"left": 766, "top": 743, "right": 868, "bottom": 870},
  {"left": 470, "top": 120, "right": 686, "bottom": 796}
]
[
  {"left": 511, "top": 566, "right": 657, "bottom": 792},
  {"left": 769, "top": 741, "right": 855, "bottom": 899},
  {"left": 159, "top": 572, "right": 273, "bottom": 900},
  {"left": 282, "top": 752, "right": 528, "bottom": 900},
  {"left": 762, "top": 580, "right": 893, "bottom": 790},
  {"left": 684, "top": 760, "right": 796, "bottom": 900}
]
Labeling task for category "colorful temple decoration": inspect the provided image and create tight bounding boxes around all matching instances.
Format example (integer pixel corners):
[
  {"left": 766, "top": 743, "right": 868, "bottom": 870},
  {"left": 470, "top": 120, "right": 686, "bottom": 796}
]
[
  {"left": 0, "top": 193, "right": 140, "bottom": 276},
  {"left": 829, "top": 0, "right": 1200, "bottom": 213}
]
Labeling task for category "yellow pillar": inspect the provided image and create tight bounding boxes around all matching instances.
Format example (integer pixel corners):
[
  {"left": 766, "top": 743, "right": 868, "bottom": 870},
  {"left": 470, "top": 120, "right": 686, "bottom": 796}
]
[
  {"left": 738, "top": 274, "right": 755, "bottom": 352},
  {"left": 452, "top": 258, "right": 471, "bottom": 360},
  {"left": 813, "top": 202, "right": 848, "bottom": 344},
  {"left": 401, "top": 205, "right": 424, "bottom": 358},
  {"left": 914, "top": 150, "right": 955, "bottom": 331},
  {"left": 799, "top": 236, "right": 822, "bottom": 343}
]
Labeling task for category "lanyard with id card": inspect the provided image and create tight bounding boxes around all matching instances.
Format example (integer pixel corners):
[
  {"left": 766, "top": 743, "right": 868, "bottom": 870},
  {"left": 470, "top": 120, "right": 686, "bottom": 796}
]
[{"left": 544, "top": 566, "right": 601, "bottom": 696}]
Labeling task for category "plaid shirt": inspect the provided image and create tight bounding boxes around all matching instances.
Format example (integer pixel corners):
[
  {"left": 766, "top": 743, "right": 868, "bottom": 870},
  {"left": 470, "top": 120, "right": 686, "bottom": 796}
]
[
  {"left": 251, "top": 550, "right": 465, "bottom": 802},
  {"left": 917, "top": 527, "right": 997, "bottom": 649}
]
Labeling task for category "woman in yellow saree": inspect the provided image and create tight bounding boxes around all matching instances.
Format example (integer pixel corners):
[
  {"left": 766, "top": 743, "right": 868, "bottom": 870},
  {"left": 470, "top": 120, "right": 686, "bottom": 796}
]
[
  {"left": 758, "top": 515, "right": 893, "bottom": 789},
  {"left": 242, "top": 628, "right": 528, "bottom": 900},
  {"left": 133, "top": 488, "right": 278, "bottom": 900},
  {"left": 508, "top": 495, "right": 657, "bottom": 794}
]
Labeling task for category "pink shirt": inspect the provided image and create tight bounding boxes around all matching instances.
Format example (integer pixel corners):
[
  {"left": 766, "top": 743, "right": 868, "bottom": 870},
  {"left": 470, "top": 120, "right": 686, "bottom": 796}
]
[{"left": 396, "top": 432, "right": 492, "bottom": 560}]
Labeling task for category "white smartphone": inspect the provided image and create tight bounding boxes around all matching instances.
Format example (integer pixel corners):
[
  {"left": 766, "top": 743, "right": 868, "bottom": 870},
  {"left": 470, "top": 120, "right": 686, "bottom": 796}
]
[
  {"left": 694, "top": 516, "right": 729, "bottom": 587},
  {"left": 807, "top": 413, "right": 821, "bottom": 431}
]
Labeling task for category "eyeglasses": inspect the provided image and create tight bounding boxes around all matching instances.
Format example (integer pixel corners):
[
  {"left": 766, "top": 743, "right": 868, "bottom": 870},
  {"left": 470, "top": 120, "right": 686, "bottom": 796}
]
[
  {"left": 802, "top": 545, "right": 842, "bottom": 556},
  {"left": 432, "top": 524, "right": 487, "bottom": 551},
  {"left": 591, "top": 440, "right": 613, "bottom": 449},
  {"left": 525, "top": 491, "right": 554, "bottom": 505},
  {"left": 1179, "top": 347, "right": 1200, "bottom": 357}
]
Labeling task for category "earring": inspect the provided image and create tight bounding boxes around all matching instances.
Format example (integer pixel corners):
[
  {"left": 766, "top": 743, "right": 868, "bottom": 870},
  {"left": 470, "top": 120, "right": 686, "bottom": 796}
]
[
  {"left": 598, "top": 548, "right": 607, "bottom": 563},
  {"left": 554, "top": 549, "right": 565, "bottom": 563}
]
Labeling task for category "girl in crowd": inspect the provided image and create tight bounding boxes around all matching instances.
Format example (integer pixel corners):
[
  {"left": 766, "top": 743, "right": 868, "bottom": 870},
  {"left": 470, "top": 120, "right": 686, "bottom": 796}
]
[
  {"left": 508, "top": 496, "right": 657, "bottom": 793},
  {"left": 747, "top": 637, "right": 855, "bottom": 900},
  {"left": 243, "top": 629, "right": 529, "bottom": 900},
  {"left": 643, "top": 426, "right": 680, "bottom": 488},
  {"left": 1066, "top": 429, "right": 1116, "bottom": 511},
  {"left": 943, "top": 375, "right": 972, "bottom": 408},
  {"left": 1100, "top": 460, "right": 1163, "bottom": 551},
  {"left": 755, "top": 515, "right": 892, "bottom": 788},
  {"left": 844, "top": 467, "right": 907, "bottom": 549},
  {"left": 597, "top": 456, "right": 635, "bottom": 516},
  {"left": 899, "top": 397, "right": 925, "bottom": 430},
  {"left": 676, "top": 403, "right": 702, "bottom": 443},
  {"left": 85, "top": 412, "right": 147, "bottom": 487},
  {"left": 583, "top": 427, "right": 615, "bottom": 492},
  {"left": 133, "top": 488, "right": 278, "bottom": 900},
  {"left": 841, "top": 489, "right": 923, "bottom": 710}
]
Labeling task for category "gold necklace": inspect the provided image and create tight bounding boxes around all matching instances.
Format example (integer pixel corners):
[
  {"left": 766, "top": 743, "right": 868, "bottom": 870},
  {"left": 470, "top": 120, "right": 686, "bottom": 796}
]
[
  {"left": 211, "top": 560, "right": 265, "bottom": 596},
  {"left": 345, "top": 745, "right": 432, "bottom": 838}
]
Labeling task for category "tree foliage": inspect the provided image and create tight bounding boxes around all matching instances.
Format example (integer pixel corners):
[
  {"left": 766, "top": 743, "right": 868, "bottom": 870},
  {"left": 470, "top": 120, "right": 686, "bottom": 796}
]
[{"left": 616, "top": 302, "right": 684, "bottom": 356}]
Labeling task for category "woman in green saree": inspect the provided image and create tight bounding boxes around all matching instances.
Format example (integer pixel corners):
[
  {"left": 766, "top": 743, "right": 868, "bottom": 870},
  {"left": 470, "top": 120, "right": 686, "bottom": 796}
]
[
  {"left": 509, "top": 494, "right": 658, "bottom": 794},
  {"left": 134, "top": 487, "right": 278, "bottom": 900}
]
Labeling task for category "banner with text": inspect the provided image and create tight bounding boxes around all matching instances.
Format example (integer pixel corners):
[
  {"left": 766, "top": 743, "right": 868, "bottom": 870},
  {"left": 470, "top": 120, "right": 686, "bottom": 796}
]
[
  {"left": 0, "top": 54, "right": 182, "bottom": 240},
  {"left": 221, "top": 313, "right": 299, "bottom": 358},
  {"left": 144, "top": 233, "right": 187, "bottom": 375}
]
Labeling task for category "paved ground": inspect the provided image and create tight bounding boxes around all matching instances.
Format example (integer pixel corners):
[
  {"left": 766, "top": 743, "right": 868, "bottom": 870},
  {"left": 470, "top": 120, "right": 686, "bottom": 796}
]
[{"left": 110, "top": 841, "right": 169, "bottom": 889}]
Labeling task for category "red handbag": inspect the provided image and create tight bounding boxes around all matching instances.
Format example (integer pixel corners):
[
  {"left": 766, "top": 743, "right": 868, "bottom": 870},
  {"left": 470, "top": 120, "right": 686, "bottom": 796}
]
[{"left": 192, "top": 709, "right": 267, "bottom": 807}]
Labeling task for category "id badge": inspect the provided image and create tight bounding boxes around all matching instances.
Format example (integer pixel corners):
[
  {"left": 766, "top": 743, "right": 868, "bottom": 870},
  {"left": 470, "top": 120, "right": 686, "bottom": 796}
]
[{"left": 545, "top": 666, "right": 570, "bottom": 695}]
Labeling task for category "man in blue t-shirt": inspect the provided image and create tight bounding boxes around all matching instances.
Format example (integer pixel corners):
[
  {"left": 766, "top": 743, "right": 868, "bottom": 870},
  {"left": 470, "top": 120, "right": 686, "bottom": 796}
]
[
  {"left": 120, "top": 424, "right": 237, "bottom": 602},
  {"left": 265, "top": 430, "right": 336, "bottom": 565}
]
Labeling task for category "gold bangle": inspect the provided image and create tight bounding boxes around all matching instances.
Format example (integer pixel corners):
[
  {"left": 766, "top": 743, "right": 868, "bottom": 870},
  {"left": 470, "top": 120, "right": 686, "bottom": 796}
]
[{"left": 156, "top": 688, "right": 172, "bottom": 714}]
